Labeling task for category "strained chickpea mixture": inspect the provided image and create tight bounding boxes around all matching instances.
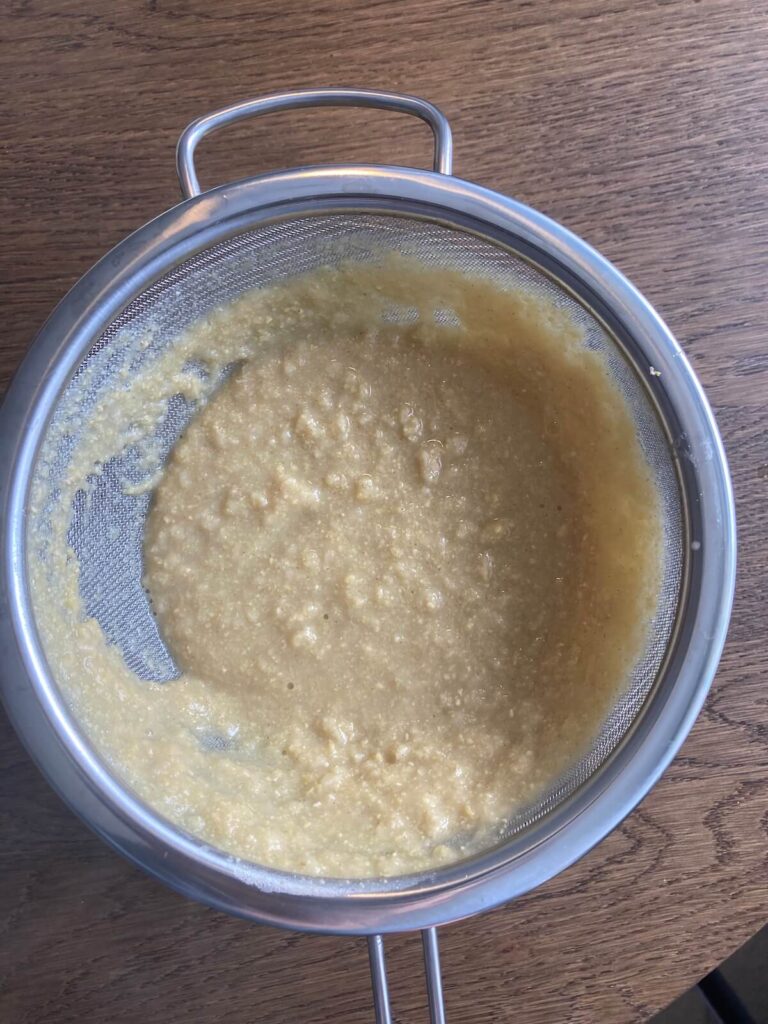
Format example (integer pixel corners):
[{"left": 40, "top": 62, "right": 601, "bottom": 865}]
[{"left": 31, "top": 256, "right": 661, "bottom": 877}]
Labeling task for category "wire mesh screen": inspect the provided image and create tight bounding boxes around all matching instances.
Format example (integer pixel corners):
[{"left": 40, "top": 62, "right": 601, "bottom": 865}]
[{"left": 28, "top": 211, "right": 684, "bottom": 866}]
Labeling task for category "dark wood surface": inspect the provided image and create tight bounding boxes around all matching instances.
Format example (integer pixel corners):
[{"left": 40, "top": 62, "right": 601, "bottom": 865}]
[{"left": 2, "top": 2, "right": 767, "bottom": 1022}]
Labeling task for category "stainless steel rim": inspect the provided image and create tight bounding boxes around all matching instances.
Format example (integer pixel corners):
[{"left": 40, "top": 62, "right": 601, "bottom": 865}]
[{"left": 0, "top": 161, "right": 736, "bottom": 935}]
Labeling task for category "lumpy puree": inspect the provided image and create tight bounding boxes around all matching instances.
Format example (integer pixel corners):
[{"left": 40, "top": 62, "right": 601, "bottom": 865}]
[{"left": 30, "top": 256, "right": 662, "bottom": 877}]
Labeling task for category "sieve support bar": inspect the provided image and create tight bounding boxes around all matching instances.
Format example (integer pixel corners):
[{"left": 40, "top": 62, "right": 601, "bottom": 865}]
[
  {"left": 422, "top": 927, "right": 447, "bottom": 1024},
  {"left": 368, "top": 934, "right": 393, "bottom": 1024},
  {"left": 367, "top": 929, "right": 446, "bottom": 1024},
  {"left": 176, "top": 87, "right": 454, "bottom": 198}
]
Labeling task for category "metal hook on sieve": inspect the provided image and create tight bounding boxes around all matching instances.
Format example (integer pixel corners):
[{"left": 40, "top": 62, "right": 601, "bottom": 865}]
[
  {"left": 368, "top": 928, "right": 446, "bottom": 1024},
  {"left": 176, "top": 87, "right": 454, "bottom": 199}
]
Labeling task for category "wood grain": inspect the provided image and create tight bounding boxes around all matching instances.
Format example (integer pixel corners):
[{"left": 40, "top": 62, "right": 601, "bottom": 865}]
[{"left": 1, "top": 1, "right": 767, "bottom": 1021}]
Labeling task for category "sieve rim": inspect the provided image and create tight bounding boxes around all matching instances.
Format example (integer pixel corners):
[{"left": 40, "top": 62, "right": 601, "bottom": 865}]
[{"left": 0, "top": 165, "right": 736, "bottom": 934}]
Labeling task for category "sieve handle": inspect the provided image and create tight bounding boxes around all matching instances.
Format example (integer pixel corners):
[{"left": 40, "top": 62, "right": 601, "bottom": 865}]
[
  {"left": 367, "top": 928, "right": 447, "bottom": 1024},
  {"left": 176, "top": 88, "right": 454, "bottom": 198}
]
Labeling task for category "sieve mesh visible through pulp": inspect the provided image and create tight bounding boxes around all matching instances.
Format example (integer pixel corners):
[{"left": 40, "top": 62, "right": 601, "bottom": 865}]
[{"left": 27, "top": 211, "right": 684, "bottom": 857}]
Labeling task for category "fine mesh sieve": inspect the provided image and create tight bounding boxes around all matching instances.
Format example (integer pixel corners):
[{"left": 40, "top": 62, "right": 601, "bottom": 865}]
[
  {"left": 0, "top": 90, "right": 735, "bottom": 1023},
  {"left": 31, "top": 212, "right": 683, "bottom": 842}
]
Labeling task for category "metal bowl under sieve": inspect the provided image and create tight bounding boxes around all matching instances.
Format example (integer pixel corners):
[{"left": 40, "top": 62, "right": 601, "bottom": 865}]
[{"left": 0, "top": 89, "right": 736, "bottom": 1021}]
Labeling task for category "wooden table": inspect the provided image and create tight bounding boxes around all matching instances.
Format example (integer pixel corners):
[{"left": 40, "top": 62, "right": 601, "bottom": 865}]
[{"left": 2, "top": 2, "right": 766, "bottom": 1021}]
